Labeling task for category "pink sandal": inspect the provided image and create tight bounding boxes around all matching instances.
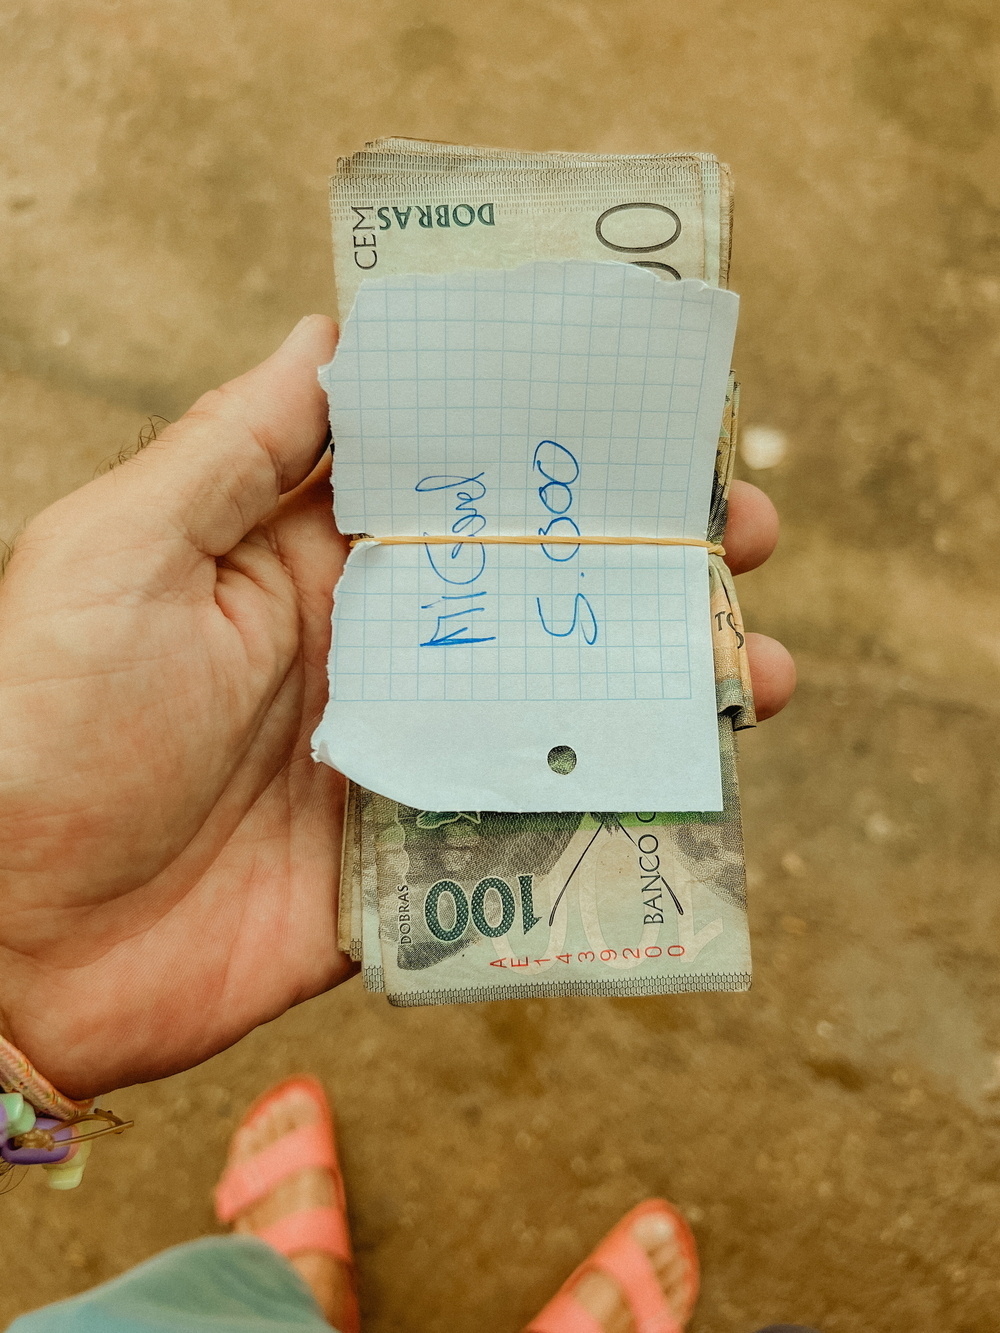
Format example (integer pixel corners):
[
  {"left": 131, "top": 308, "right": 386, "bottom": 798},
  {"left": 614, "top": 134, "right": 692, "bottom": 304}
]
[
  {"left": 213, "top": 1076, "right": 358, "bottom": 1332},
  {"left": 527, "top": 1199, "right": 699, "bottom": 1333}
]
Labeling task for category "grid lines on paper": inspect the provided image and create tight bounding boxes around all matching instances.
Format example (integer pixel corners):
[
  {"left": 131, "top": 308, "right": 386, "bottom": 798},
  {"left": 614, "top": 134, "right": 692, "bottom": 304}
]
[{"left": 327, "top": 262, "right": 718, "bottom": 704}]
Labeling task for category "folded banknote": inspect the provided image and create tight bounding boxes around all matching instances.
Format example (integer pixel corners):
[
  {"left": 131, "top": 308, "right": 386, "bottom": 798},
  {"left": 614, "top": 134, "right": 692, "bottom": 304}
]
[{"left": 325, "top": 140, "right": 755, "bottom": 1005}]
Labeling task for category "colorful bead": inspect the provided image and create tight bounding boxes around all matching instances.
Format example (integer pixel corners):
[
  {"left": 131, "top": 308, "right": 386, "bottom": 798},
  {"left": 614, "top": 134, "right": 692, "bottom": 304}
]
[
  {"left": 44, "top": 1140, "right": 92, "bottom": 1191},
  {"left": 0, "top": 1092, "right": 35, "bottom": 1141},
  {"left": 1, "top": 1116, "right": 75, "bottom": 1166}
]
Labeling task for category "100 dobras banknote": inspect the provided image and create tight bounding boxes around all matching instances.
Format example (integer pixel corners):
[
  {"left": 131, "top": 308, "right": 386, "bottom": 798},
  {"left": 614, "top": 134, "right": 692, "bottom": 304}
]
[{"left": 331, "top": 140, "right": 755, "bottom": 1005}]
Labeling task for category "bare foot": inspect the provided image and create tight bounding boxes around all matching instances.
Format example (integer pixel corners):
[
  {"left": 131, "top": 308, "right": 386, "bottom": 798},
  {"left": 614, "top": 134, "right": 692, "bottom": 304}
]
[
  {"left": 226, "top": 1086, "right": 356, "bottom": 1329},
  {"left": 555, "top": 1211, "right": 696, "bottom": 1333}
]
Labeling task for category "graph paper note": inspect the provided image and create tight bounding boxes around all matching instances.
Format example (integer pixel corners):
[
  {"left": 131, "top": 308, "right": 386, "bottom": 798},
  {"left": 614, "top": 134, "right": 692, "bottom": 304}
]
[{"left": 312, "top": 261, "right": 739, "bottom": 811}]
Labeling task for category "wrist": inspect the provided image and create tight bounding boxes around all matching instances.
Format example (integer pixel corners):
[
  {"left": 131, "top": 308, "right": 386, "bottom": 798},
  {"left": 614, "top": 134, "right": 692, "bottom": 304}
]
[{"left": 0, "top": 1029, "right": 92, "bottom": 1119}]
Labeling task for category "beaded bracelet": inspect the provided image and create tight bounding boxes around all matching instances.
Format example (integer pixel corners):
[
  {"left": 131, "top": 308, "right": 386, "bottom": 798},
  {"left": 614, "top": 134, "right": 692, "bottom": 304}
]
[{"left": 0, "top": 1034, "right": 131, "bottom": 1192}]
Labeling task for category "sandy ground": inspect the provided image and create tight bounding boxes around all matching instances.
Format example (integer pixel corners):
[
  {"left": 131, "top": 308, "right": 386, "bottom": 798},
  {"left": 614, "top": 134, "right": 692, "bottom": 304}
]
[{"left": 3, "top": 1, "right": 1000, "bottom": 1329}]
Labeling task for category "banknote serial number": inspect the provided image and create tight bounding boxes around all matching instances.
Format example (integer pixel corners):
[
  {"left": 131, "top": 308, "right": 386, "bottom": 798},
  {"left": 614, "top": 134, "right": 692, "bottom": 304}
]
[{"left": 488, "top": 947, "right": 686, "bottom": 968}]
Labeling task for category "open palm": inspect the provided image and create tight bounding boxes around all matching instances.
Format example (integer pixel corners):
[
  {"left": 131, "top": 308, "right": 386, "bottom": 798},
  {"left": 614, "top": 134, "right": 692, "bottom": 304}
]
[
  {"left": 0, "top": 317, "right": 356, "bottom": 1099},
  {"left": 0, "top": 316, "right": 794, "bottom": 1100}
]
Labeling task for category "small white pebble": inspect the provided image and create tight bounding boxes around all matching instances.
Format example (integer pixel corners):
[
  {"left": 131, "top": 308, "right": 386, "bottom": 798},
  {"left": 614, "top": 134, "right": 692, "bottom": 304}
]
[
  {"left": 980, "top": 1054, "right": 1000, "bottom": 1096},
  {"left": 780, "top": 851, "right": 806, "bottom": 877},
  {"left": 865, "top": 812, "right": 895, "bottom": 841},
  {"left": 741, "top": 425, "right": 788, "bottom": 469}
]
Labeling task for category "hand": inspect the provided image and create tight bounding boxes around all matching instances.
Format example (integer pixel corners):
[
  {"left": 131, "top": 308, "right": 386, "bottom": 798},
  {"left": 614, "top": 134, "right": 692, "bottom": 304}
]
[
  {"left": 0, "top": 316, "right": 351, "bottom": 1098},
  {"left": 0, "top": 317, "right": 793, "bottom": 1099},
  {"left": 723, "top": 479, "right": 796, "bottom": 722}
]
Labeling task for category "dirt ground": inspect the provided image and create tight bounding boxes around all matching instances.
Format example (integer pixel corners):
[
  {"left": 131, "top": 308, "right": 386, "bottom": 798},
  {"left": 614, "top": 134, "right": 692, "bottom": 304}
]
[{"left": 3, "top": 1, "right": 1000, "bottom": 1329}]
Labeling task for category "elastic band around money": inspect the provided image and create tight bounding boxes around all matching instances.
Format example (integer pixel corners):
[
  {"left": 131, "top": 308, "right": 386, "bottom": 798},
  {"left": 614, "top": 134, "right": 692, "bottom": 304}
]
[{"left": 350, "top": 534, "right": 726, "bottom": 556}]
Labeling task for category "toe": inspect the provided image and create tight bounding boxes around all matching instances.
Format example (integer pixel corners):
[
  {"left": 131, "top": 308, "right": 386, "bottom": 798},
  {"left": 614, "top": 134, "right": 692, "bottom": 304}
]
[{"left": 632, "top": 1211, "right": 697, "bottom": 1326}]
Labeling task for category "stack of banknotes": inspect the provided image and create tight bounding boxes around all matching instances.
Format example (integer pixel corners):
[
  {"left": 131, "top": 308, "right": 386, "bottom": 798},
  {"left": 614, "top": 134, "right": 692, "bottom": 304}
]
[{"left": 327, "top": 140, "right": 756, "bottom": 1006}]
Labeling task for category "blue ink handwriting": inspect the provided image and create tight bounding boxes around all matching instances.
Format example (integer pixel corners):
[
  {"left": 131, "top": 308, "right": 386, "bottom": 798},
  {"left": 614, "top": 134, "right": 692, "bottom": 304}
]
[
  {"left": 532, "top": 442, "right": 599, "bottom": 644},
  {"left": 416, "top": 473, "right": 496, "bottom": 647}
]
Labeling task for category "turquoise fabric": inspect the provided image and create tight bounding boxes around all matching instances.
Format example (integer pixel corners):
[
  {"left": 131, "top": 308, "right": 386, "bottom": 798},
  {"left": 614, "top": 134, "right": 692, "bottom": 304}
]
[
  {"left": 6, "top": 1232, "right": 820, "bottom": 1333},
  {"left": 8, "top": 1236, "right": 334, "bottom": 1333}
]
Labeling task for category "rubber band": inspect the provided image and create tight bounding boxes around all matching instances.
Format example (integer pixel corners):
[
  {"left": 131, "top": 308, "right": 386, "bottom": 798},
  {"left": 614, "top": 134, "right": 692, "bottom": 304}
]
[
  {"left": 0, "top": 1036, "right": 132, "bottom": 1192},
  {"left": 349, "top": 534, "right": 725, "bottom": 556}
]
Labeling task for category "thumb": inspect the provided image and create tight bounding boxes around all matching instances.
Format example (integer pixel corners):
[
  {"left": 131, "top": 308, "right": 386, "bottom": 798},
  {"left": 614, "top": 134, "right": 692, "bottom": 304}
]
[{"left": 111, "top": 315, "right": 337, "bottom": 557}]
